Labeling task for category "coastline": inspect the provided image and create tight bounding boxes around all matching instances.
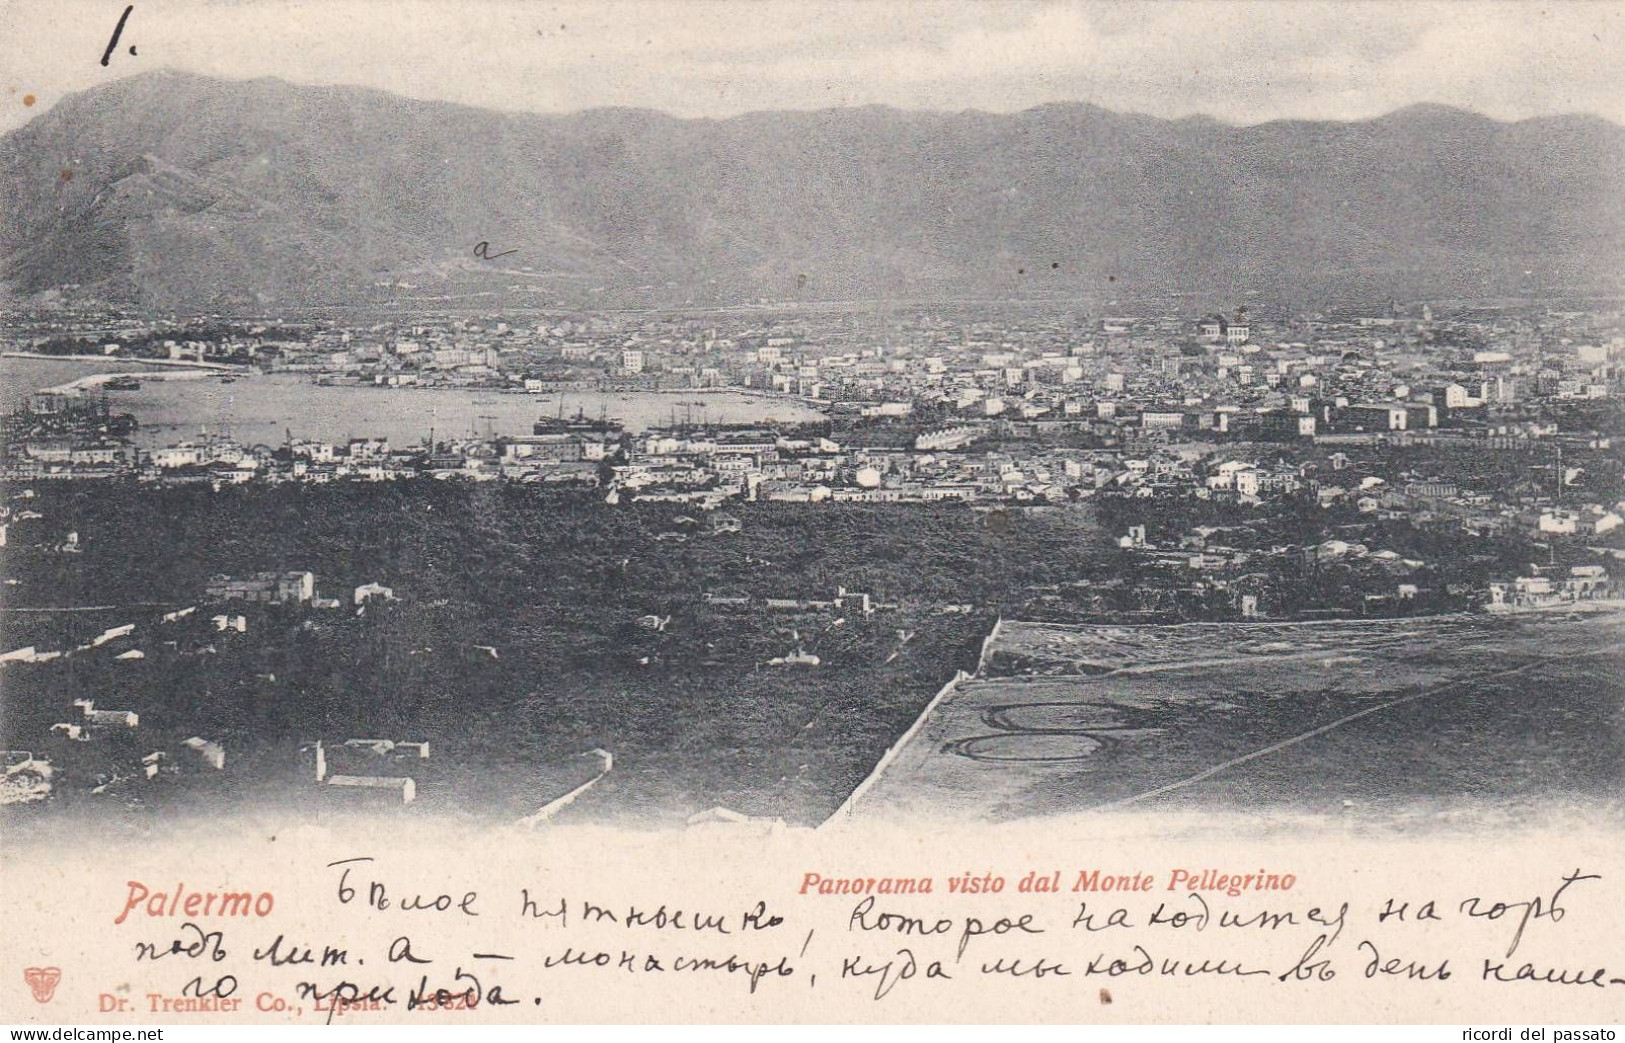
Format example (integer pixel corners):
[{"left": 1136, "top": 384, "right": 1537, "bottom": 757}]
[
  {"left": 35, "top": 370, "right": 221, "bottom": 395},
  {"left": 2, "top": 351, "right": 243, "bottom": 373}
]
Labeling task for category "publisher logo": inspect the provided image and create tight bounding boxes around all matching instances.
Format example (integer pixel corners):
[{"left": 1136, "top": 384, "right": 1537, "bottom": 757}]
[{"left": 24, "top": 966, "right": 61, "bottom": 1004}]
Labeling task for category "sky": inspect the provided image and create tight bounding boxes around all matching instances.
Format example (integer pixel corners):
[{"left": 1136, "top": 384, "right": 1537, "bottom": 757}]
[{"left": 2, "top": 0, "right": 1623, "bottom": 134}]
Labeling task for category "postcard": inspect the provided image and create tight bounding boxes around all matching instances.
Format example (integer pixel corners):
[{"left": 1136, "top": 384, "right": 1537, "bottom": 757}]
[{"left": 2, "top": 0, "right": 1622, "bottom": 1027}]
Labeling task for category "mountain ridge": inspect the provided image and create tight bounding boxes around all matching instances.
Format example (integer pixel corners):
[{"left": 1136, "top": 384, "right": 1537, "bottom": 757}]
[
  {"left": 27, "top": 69, "right": 1619, "bottom": 131},
  {"left": 4, "top": 70, "right": 1622, "bottom": 311}
]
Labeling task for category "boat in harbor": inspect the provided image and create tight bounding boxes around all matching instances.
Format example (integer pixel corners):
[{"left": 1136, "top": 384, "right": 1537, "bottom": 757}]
[
  {"left": 102, "top": 376, "right": 142, "bottom": 391},
  {"left": 533, "top": 404, "right": 624, "bottom": 436}
]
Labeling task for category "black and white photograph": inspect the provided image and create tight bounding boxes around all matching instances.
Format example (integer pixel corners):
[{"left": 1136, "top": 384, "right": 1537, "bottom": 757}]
[
  {"left": 1, "top": 0, "right": 1621, "bottom": 842},
  {"left": 7, "top": 2, "right": 1625, "bottom": 1030}
]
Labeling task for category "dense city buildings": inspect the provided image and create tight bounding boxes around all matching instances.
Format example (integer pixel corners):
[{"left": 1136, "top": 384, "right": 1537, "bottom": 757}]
[
  {"left": 3, "top": 298, "right": 1622, "bottom": 819},
  {"left": 5, "top": 301, "right": 1623, "bottom": 604}
]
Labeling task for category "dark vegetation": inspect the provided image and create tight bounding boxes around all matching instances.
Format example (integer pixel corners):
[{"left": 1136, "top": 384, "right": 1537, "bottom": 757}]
[{"left": 1, "top": 484, "right": 1113, "bottom": 826}]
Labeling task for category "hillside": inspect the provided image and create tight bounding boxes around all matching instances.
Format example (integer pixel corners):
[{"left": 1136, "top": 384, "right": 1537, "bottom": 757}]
[{"left": 2, "top": 71, "right": 1621, "bottom": 311}]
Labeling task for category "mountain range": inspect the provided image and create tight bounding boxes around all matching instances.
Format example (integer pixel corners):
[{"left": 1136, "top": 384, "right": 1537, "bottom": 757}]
[{"left": 2, "top": 70, "right": 1622, "bottom": 312}]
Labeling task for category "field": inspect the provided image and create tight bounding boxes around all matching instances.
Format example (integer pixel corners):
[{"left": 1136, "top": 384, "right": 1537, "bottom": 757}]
[
  {"left": 839, "top": 612, "right": 1625, "bottom": 829},
  {"left": 10, "top": 480, "right": 1619, "bottom": 836},
  {"left": 0, "top": 483, "right": 1114, "bottom": 833}
]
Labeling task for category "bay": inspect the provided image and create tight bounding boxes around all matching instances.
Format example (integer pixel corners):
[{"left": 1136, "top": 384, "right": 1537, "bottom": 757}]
[{"left": 1, "top": 357, "right": 825, "bottom": 449}]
